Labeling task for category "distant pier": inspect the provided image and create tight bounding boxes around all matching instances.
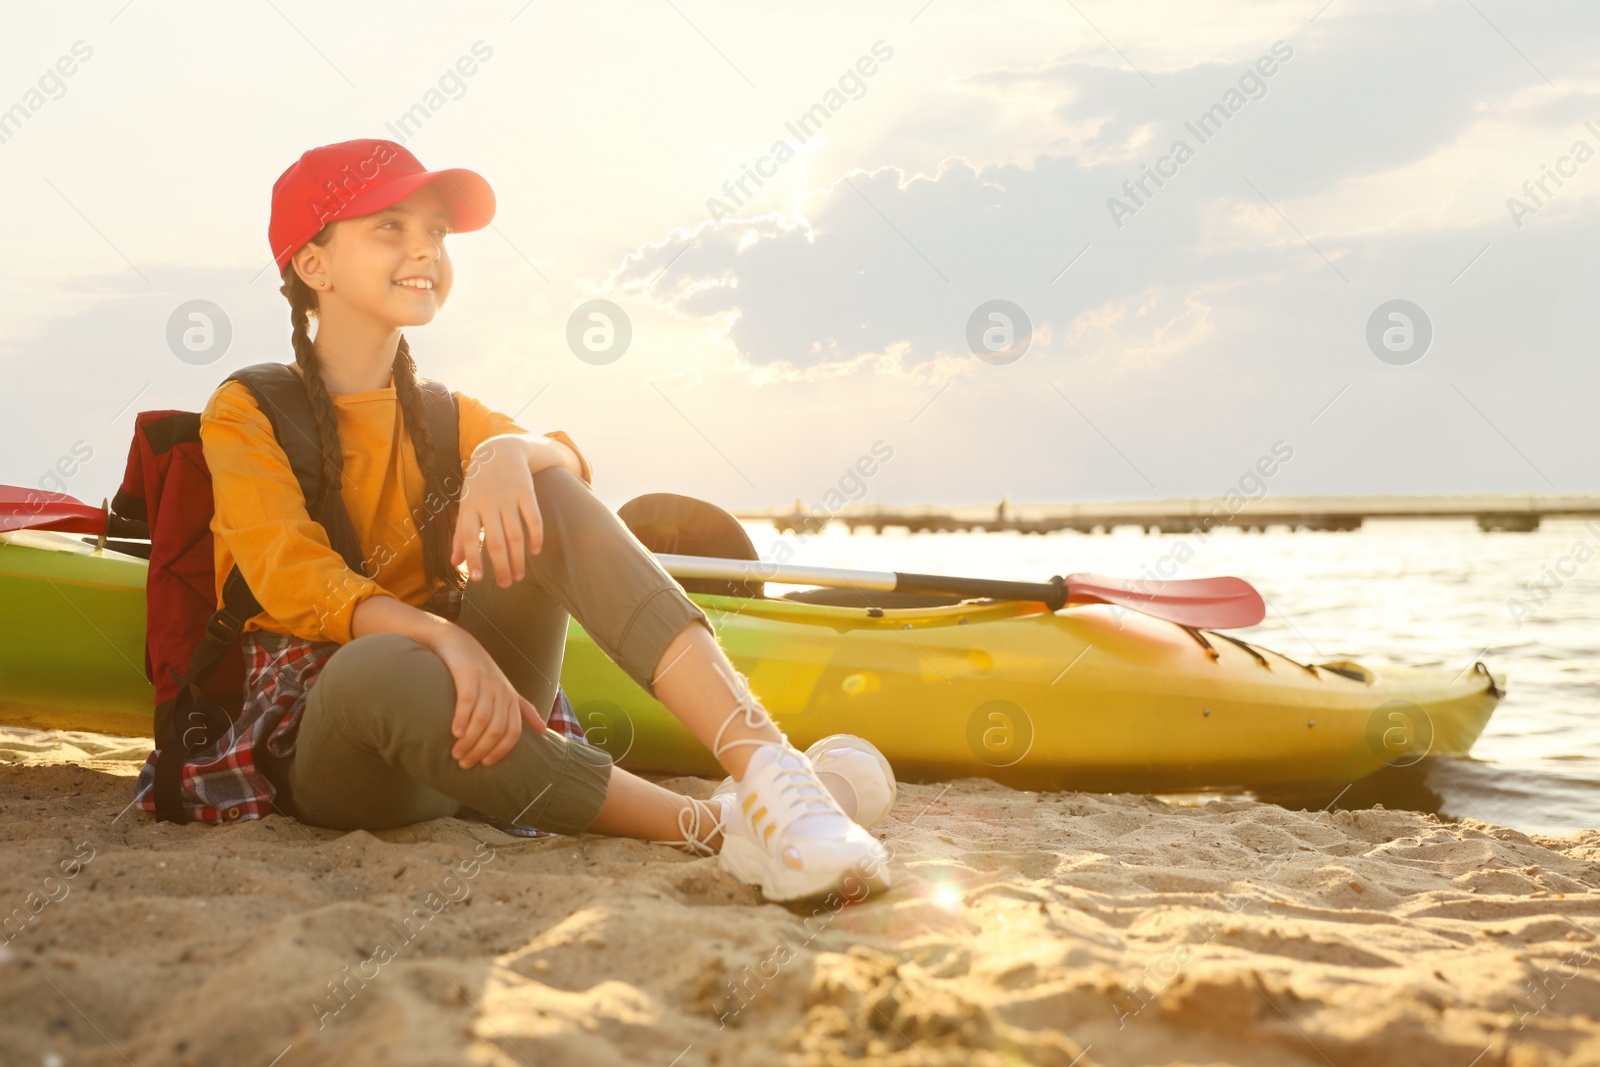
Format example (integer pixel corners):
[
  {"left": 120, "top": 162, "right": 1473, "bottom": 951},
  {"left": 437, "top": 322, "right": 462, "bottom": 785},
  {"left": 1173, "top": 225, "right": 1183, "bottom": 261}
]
[{"left": 736, "top": 494, "right": 1600, "bottom": 536}]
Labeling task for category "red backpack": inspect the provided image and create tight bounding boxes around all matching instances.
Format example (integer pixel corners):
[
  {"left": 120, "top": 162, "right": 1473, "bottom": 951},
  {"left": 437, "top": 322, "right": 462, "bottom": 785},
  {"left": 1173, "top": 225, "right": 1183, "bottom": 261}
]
[{"left": 112, "top": 362, "right": 461, "bottom": 822}]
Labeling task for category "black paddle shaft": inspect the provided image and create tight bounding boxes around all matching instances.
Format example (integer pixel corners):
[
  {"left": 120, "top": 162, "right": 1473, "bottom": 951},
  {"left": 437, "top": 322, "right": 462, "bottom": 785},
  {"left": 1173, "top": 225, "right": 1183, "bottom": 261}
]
[{"left": 893, "top": 571, "right": 1069, "bottom": 611}]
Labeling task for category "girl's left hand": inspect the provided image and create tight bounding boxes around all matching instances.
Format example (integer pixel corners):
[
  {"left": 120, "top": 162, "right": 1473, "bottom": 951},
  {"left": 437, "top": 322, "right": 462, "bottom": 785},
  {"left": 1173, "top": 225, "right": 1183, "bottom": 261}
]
[
  {"left": 432, "top": 627, "right": 548, "bottom": 770},
  {"left": 452, "top": 439, "right": 544, "bottom": 587}
]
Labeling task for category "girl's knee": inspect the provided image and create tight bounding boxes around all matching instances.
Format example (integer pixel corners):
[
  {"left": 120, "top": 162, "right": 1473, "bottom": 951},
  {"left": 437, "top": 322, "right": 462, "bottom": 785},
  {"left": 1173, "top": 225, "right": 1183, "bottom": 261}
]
[
  {"left": 476, "top": 466, "right": 593, "bottom": 584},
  {"left": 530, "top": 463, "right": 586, "bottom": 496},
  {"left": 317, "top": 632, "right": 455, "bottom": 730}
]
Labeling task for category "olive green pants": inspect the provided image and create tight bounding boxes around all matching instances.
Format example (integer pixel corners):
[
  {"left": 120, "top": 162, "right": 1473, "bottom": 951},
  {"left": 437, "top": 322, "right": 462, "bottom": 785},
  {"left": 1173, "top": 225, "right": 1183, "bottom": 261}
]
[{"left": 282, "top": 465, "right": 713, "bottom": 835}]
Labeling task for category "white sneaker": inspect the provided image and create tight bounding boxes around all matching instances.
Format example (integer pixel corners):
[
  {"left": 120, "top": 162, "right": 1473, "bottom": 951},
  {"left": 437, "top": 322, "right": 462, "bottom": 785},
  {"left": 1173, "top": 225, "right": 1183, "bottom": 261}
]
[
  {"left": 717, "top": 742, "right": 891, "bottom": 903},
  {"left": 712, "top": 734, "right": 897, "bottom": 828},
  {"left": 805, "top": 734, "right": 898, "bottom": 827}
]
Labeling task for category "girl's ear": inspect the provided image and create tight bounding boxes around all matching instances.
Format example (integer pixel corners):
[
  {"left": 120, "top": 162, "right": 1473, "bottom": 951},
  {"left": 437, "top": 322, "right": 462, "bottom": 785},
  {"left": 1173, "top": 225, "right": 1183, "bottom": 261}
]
[{"left": 293, "top": 244, "right": 330, "bottom": 291}]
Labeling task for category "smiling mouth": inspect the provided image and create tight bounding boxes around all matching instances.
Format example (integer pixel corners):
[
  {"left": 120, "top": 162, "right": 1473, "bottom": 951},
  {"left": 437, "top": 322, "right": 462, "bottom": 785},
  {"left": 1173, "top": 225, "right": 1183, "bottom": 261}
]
[{"left": 394, "top": 279, "right": 434, "bottom": 292}]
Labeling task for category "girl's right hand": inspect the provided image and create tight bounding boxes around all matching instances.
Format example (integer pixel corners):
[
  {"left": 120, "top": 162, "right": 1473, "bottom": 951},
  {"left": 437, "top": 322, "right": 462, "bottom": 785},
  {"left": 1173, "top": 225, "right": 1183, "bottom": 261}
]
[{"left": 430, "top": 627, "right": 549, "bottom": 769}]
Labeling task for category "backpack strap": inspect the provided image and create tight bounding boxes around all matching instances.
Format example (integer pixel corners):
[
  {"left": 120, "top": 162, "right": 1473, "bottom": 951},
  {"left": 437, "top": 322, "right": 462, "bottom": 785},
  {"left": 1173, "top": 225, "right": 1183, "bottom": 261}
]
[
  {"left": 153, "top": 565, "right": 260, "bottom": 821},
  {"left": 416, "top": 378, "right": 462, "bottom": 502},
  {"left": 225, "top": 363, "right": 367, "bottom": 575}
]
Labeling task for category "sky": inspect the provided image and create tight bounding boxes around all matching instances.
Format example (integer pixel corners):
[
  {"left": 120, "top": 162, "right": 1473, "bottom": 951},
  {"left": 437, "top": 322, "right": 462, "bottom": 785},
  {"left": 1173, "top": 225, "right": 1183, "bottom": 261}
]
[{"left": 2, "top": 0, "right": 1597, "bottom": 514}]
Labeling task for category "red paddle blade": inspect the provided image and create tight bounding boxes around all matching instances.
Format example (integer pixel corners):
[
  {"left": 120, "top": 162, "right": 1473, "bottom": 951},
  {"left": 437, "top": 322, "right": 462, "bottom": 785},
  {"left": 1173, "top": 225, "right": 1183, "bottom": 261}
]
[
  {"left": 1064, "top": 571, "right": 1266, "bottom": 630},
  {"left": 0, "top": 485, "right": 106, "bottom": 535}
]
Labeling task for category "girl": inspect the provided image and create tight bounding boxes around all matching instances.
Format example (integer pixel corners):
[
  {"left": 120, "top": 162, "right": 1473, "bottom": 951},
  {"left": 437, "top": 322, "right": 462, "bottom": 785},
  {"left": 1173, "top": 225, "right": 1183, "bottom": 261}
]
[{"left": 132, "top": 138, "right": 892, "bottom": 904}]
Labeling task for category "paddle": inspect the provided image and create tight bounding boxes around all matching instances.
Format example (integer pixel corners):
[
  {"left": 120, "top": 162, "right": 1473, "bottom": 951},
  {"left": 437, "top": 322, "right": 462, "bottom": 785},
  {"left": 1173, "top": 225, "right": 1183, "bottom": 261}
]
[
  {"left": 654, "top": 553, "right": 1266, "bottom": 629},
  {"left": 0, "top": 486, "right": 1264, "bottom": 628},
  {"left": 0, "top": 486, "right": 109, "bottom": 535}
]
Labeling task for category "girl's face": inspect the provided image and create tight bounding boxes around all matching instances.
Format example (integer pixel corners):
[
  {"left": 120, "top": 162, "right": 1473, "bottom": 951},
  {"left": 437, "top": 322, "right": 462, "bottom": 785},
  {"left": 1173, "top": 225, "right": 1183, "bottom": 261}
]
[{"left": 299, "top": 182, "right": 456, "bottom": 324}]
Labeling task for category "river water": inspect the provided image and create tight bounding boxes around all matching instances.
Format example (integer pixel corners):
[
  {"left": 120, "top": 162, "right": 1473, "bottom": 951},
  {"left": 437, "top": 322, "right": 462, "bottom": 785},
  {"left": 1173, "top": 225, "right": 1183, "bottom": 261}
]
[{"left": 750, "top": 518, "right": 1600, "bottom": 838}]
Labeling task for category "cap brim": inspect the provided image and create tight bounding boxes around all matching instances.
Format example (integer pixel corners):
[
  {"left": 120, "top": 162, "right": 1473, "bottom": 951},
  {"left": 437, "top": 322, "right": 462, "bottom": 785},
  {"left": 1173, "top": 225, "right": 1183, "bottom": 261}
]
[
  {"left": 424, "top": 168, "right": 496, "bottom": 232},
  {"left": 329, "top": 166, "right": 497, "bottom": 234}
]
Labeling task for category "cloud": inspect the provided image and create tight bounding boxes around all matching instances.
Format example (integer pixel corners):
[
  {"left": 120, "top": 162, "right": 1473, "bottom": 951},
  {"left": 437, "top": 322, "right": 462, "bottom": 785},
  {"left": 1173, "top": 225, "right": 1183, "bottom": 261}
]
[{"left": 600, "top": 5, "right": 1600, "bottom": 401}]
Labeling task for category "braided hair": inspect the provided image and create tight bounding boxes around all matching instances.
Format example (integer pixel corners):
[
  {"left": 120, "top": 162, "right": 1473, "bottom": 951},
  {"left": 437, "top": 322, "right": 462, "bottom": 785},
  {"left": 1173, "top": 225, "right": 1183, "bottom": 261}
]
[{"left": 279, "top": 227, "right": 465, "bottom": 593}]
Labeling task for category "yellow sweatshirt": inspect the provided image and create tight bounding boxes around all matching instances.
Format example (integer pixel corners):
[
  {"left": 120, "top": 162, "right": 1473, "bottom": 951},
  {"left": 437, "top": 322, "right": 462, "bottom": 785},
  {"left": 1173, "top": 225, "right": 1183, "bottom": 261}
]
[{"left": 200, "top": 373, "right": 592, "bottom": 644}]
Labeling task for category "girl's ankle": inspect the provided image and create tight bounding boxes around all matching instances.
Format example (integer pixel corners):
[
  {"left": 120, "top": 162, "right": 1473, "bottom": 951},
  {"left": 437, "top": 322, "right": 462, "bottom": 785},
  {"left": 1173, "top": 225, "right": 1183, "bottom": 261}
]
[
  {"left": 675, "top": 797, "right": 725, "bottom": 855},
  {"left": 697, "top": 798, "right": 725, "bottom": 852}
]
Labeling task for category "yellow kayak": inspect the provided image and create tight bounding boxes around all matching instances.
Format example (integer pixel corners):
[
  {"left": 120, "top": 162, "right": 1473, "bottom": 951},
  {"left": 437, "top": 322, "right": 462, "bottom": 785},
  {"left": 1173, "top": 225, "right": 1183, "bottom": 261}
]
[
  {"left": 564, "top": 590, "right": 1504, "bottom": 794},
  {"left": 0, "top": 528, "right": 1503, "bottom": 793}
]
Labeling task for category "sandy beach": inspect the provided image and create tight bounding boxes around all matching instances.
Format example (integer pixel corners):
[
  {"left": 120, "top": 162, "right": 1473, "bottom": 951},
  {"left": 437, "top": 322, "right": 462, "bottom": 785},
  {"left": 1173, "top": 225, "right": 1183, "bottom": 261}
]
[{"left": 0, "top": 725, "right": 1596, "bottom": 1066}]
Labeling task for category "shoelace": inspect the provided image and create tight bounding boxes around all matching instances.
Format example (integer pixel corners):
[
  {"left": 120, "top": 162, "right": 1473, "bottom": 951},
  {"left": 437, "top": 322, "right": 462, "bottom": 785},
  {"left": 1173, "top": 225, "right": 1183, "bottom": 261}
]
[
  {"left": 771, "top": 762, "right": 838, "bottom": 819},
  {"left": 708, "top": 654, "right": 784, "bottom": 762},
  {"left": 656, "top": 795, "right": 724, "bottom": 858}
]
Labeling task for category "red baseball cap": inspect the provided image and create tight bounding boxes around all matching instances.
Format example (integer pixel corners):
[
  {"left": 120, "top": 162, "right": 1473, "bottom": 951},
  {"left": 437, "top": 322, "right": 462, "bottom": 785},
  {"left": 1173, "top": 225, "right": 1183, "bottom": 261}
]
[{"left": 268, "top": 138, "right": 495, "bottom": 273}]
